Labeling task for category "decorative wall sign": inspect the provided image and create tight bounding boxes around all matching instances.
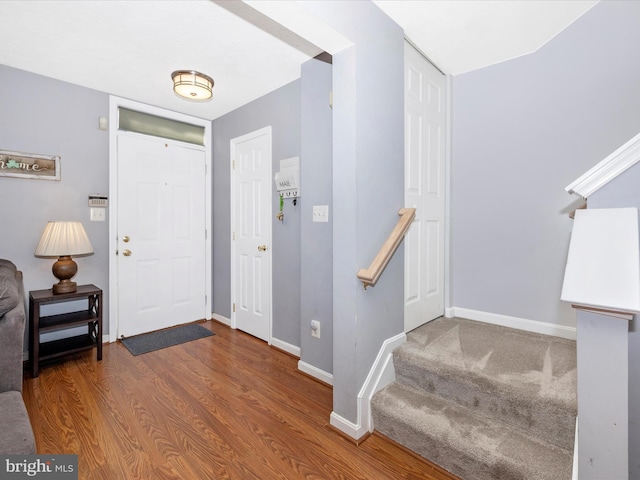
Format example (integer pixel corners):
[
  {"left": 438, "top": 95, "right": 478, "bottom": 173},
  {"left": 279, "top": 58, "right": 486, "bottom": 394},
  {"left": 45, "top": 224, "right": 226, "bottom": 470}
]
[{"left": 0, "top": 149, "right": 60, "bottom": 181}]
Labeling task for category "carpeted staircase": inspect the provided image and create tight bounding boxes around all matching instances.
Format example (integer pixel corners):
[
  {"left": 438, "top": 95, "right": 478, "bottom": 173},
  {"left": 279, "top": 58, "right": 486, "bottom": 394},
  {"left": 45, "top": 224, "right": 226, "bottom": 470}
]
[{"left": 371, "top": 317, "right": 577, "bottom": 480}]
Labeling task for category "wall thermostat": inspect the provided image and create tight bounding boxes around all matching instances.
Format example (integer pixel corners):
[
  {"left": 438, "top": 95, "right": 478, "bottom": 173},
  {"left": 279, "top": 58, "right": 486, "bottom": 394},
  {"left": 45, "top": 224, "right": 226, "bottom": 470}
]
[{"left": 88, "top": 194, "right": 108, "bottom": 208}]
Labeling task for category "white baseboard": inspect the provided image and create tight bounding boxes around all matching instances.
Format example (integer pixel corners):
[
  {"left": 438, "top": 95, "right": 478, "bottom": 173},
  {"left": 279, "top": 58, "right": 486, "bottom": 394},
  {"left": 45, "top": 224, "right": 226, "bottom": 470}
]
[
  {"left": 211, "top": 313, "right": 231, "bottom": 327},
  {"left": 330, "top": 411, "right": 369, "bottom": 440},
  {"left": 211, "top": 313, "right": 301, "bottom": 358},
  {"left": 358, "top": 332, "right": 406, "bottom": 434},
  {"left": 298, "top": 360, "right": 333, "bottom": 385},
  {"left": 271, "top": 337, "right": 300, "bottom": 358},
  {"left": 329, "top": 331, "right": 406, "bottom": 440},
  {"left": 447, "top": 307, "right": 576, "bottom": 340}
]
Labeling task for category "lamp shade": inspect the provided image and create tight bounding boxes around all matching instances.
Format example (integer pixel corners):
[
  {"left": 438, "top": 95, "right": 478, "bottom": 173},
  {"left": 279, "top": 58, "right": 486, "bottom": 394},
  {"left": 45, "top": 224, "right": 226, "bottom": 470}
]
[
  {"left": 171, "top": 70, "right": 214, "bottom": 101},
  {"left": 35, "top": 221, "right": 94, "bottom": 257}
]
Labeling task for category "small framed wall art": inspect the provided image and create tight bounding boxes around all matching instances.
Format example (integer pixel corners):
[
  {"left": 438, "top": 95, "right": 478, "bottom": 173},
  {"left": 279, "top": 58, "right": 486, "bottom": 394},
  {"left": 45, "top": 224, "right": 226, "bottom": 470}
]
[{"left": 0, "top": 149, "right": 61, "bottom": 181}]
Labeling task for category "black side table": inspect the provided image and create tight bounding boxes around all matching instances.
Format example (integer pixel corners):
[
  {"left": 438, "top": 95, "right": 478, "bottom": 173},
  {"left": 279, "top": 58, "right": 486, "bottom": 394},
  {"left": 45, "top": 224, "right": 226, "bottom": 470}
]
[{"left": 29, "top": 284, "right": 103, "bottom": 377}]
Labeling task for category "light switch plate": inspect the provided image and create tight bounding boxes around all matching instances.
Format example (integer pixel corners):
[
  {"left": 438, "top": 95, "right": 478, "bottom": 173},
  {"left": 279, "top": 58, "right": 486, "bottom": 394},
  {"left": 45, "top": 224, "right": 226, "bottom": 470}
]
[
  {"left": 313, "top": 205, "right": 329, "bottom": 223},
  {"left": 90, "top": 208, "right": 105, "bottom": 222}
]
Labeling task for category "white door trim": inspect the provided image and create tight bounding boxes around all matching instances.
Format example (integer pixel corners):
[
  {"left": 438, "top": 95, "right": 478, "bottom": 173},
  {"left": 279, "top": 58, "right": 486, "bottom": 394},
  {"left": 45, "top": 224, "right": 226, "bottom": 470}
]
[
  {"left": 444, "top": 74, "right": 452, "bottom": 315},
  {"left": 108, "top": 96, "right": 212, "bottom": 342},
  {"left": 229, "top": 126, "right": 273, "bottom": 343}
]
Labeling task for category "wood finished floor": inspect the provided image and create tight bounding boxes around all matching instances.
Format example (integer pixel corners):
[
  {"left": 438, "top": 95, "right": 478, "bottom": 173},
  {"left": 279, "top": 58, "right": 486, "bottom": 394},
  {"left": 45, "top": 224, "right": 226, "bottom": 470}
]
[{"left": 22, "top": 320, "right": 455, "bottom": 480}]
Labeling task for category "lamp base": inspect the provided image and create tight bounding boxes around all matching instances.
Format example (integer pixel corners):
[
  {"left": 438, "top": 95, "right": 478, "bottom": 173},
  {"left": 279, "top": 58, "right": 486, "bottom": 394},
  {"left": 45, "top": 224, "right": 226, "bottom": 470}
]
[
  {"left": 53, "top": 280, "right": 77, "bottom": 295},
  {"left": 52, "top": 255, "right": 78, "bottom": 294}
]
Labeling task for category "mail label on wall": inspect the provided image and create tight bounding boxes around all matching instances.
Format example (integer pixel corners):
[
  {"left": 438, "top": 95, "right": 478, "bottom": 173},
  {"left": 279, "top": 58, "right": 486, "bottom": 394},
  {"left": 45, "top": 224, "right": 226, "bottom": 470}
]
[{"left": 274, "top": 156, "right": 300, "bottom": 198}]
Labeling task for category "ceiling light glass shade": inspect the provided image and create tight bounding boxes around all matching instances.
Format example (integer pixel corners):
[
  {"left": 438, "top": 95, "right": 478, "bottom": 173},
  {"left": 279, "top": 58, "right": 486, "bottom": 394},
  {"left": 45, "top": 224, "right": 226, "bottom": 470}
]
[
  {"left": 171, "top": 70, "right": 214, "bottom": 101},
  {"left": 35, "top": 221, "right": 94, "bottom": 294}
]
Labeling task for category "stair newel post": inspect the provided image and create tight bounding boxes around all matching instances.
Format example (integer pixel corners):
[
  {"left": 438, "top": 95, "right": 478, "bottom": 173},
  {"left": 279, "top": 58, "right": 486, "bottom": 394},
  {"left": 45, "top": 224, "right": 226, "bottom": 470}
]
[{"left": 561, "top": 207, "right": 639, "bottom": 479}]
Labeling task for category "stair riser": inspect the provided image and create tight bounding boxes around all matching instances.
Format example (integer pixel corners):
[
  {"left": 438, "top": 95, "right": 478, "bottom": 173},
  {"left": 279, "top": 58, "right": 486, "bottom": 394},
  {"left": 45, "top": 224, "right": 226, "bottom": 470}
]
[
  {"left": 372, "top": 386, "right": 574, "bottom": 480},
  {"left": 395, "top": 356, "right": 576, "bottom": 451},
  {"left": 373, "top": 416, "right": 503, "bottom": 480},
  {"left": 373, "top": 411, "right": 572, "bottom": 480}
]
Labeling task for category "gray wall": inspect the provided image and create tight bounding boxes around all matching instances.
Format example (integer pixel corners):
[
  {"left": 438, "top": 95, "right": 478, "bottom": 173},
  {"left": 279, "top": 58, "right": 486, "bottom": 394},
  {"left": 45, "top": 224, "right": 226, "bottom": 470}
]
[
  {"left": 300, "top": 57, "right": 333, "bottom": 374},
  {"left": 304, "top": 0, "right": 405, "bottom": 424},
  {"left": 212, "top": 80, "right": 301, "bottom": 346},
  {"left": 451, "top": 1, "right": 640, "bottom": 329},
  {"left": 589, "top": 161, "right": 640, "bottom": 478},
  {"left": 0, "top": 64, "right": 110, "bottom": 335}
]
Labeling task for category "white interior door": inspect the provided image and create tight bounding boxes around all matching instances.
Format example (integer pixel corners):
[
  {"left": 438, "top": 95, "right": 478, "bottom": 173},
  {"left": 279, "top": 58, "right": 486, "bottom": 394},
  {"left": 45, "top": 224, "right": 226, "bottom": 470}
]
[
  {"left": 404, "top": 42, "right": 447, "bottom": 332},
  {"left": 231, "top": 127, "right": 272, "bottom": 342},
  {"left": 117, "top": 133, "right": 206, "bottom": 338}
]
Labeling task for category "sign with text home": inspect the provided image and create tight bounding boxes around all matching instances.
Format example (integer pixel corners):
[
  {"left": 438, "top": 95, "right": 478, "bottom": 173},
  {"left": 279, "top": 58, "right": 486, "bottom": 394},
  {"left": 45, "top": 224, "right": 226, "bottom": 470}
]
[{"left": 0, "top": 150, "right": 60, "bottom": 180}]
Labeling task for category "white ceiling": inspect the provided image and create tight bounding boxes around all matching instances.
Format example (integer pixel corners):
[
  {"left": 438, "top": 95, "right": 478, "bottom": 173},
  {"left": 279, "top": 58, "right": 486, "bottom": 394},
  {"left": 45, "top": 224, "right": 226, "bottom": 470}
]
[
  {"left": 374, "top": 0, "right": 598, "bottom": 75},
  {"left": 0, "top": 0, "right": 597, "bottom": 121}
]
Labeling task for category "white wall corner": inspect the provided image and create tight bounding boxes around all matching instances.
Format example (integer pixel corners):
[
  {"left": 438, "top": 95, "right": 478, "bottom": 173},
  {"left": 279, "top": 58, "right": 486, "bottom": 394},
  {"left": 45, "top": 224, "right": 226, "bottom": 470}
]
[
  {"left": 298, "top": 360, "right": 332, "bottom": 385},
  {"left": 271, "top": 337, "right": 301, "bottom": 358},
  {"left": 211, "top": 313, "right": 231, "bottom": 327},
  {"left": 449, "top": 307, "right": 576, "bottom": 340}
]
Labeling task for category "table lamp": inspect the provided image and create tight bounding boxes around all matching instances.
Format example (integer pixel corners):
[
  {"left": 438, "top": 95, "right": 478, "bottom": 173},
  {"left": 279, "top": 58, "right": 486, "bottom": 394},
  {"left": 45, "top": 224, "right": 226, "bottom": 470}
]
[{"left": 34, "top": 221, "right": 94, "bottom": 294}]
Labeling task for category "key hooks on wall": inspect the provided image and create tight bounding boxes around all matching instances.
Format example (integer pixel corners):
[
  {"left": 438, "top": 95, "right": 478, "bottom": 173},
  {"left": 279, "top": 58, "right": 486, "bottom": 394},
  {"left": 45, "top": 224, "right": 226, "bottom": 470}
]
[
  {"left": 276, "top": 192, "right": 299, "bottom": 222},
  {"left": 277, "top": 194, "right": 284, "bottom": 222}
]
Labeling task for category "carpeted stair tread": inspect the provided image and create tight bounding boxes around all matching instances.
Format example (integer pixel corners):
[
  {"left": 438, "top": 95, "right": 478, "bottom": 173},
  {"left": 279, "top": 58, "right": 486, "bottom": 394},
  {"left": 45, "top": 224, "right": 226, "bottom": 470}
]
[
  {"left": 395, "top": 317, "right": 576, "bottom": 450},
  {"left": 403, "top": 317, "right": 576, "bottom": 406},
  {"left": 370, "top": 317, "right": 577, "bottom": 479},
  {"left": 372, "top": 382, "right": 573, "bottom": 480}
]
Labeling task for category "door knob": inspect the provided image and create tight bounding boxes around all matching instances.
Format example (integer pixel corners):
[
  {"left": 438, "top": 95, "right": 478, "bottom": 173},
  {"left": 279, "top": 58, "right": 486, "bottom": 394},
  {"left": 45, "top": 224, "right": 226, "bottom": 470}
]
[
  {"left": 257, "top": 245, "right": 267, "bottom": 252},
  {"left": 122, "top": 249, "right": 132, "bottom": 256},
  {"left": 122, "top": 235, "right": 130, "bottom": 243}
]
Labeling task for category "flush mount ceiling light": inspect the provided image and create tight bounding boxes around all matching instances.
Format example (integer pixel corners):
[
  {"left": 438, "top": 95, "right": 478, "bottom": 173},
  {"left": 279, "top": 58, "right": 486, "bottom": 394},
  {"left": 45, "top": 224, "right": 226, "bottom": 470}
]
[{"left": 171, "top": 70, "right": 214, "bottom": 101}]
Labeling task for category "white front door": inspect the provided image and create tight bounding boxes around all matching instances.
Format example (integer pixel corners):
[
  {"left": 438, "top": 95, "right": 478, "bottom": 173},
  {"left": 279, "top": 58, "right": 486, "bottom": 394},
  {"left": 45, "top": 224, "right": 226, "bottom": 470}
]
[
  {"left": 231, "top": 127, "right": 272, "bottom": 342},
  {"left": 404, "top": 42, "right": 447, "bottom": 332},
  {"left": 116, "top": 133, "right": 206, "bottom": 338}
]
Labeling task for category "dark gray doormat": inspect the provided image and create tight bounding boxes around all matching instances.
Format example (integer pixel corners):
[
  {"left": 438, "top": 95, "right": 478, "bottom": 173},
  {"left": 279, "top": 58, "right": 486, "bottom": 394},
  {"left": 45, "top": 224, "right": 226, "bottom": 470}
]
[{"left": 121, "top": 323, "right": 214, "bottom": 356}]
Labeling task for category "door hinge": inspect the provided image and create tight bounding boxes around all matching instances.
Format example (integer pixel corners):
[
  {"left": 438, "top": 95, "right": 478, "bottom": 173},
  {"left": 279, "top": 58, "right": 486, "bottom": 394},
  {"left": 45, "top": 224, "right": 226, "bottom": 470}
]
[
  {"left": 205, "top": 294, "right": 207, "bottom": 305},
  {"left": 233, "top": 303, "right": 236, "bottom": 313},
  {"left": 232, "top": 160, "right": 236, "bottom": 169},
  {"left": 233, "top": 231, "right": 236, "bottom": 241}
]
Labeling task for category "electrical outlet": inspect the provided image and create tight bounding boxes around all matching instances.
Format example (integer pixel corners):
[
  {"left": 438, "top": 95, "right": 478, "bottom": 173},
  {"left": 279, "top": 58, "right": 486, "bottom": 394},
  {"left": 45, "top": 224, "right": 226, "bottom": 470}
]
[{"left": 311, "top": 319, "right": 321, "bottom": 339}]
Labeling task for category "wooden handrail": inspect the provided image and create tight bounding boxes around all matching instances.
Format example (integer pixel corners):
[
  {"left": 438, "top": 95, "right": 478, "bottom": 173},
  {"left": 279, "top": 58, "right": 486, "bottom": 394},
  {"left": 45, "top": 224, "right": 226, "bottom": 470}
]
[{"left": 357, "top": 208, "right": 416, "bottom": 290}]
